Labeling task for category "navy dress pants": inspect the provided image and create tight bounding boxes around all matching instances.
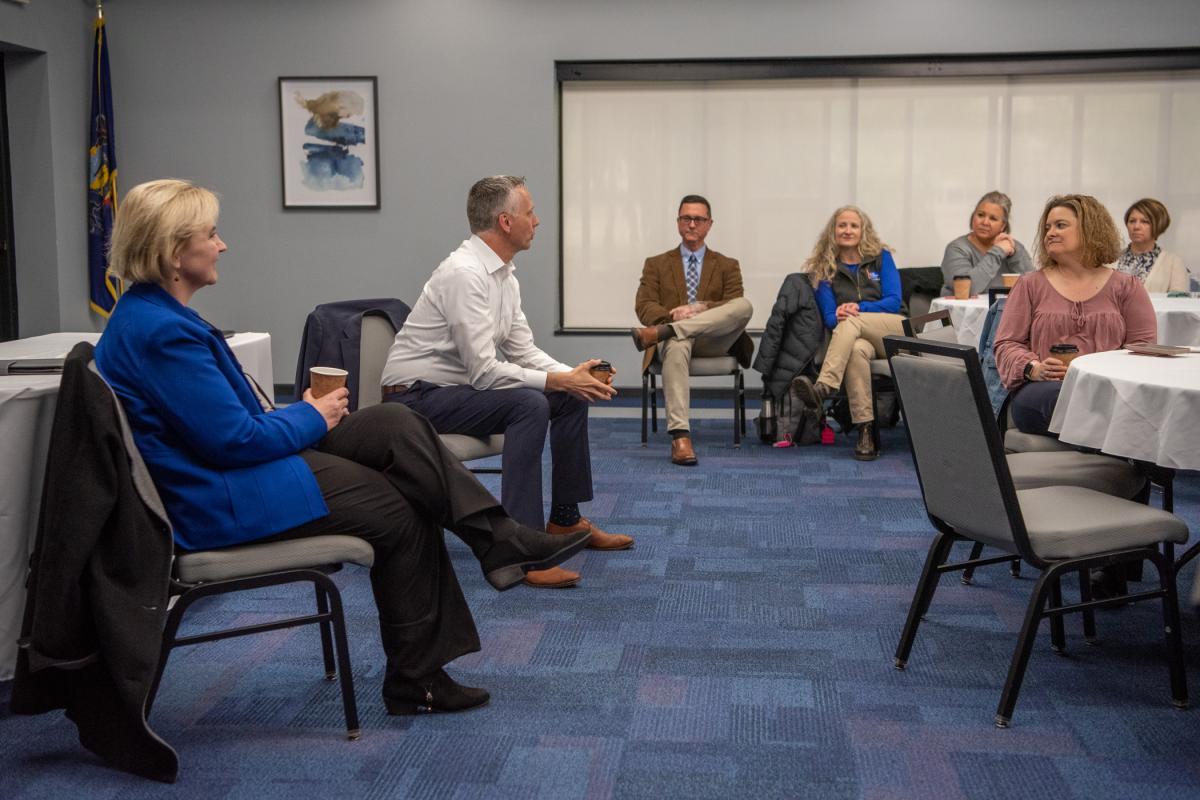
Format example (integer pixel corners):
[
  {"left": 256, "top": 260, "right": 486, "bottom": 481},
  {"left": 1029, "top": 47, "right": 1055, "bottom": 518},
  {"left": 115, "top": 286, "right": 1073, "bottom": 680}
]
[
  {"left": 386, "top": 382, "right": 593, "bottom": 530},
  {"left": 1008, "top": 380, "right": 1063, "bottom": 437}
]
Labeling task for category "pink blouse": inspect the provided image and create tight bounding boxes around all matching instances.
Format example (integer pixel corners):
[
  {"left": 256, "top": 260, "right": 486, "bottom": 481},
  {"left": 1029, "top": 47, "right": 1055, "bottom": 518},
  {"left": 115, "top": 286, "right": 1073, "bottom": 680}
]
[{"left": 993, "top": 269, "right": 1157, "bottom": 389}]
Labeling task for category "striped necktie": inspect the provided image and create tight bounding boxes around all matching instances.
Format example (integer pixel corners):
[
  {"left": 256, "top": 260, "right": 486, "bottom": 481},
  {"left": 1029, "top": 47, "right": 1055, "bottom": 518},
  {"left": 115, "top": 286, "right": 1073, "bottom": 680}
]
[{"left": 685, "top": 254, "right": 700, "bottom": 304}]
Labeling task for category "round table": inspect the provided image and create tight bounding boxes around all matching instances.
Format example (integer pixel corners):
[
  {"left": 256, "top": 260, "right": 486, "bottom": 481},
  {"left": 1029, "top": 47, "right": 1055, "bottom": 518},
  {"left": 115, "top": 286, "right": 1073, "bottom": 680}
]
[
  {"left": 929, "top": 294, "right": 1200, "bottom": 349},
  {"left": 1047, "top": 349, "right": 1200, "bottom": 471}
]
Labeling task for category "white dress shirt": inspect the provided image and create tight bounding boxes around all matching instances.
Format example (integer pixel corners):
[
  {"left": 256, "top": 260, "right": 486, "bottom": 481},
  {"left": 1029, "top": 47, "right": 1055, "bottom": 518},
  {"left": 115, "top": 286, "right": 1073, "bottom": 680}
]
[{"left": 382, "top": 235, "right": 570, "bottom": 390}]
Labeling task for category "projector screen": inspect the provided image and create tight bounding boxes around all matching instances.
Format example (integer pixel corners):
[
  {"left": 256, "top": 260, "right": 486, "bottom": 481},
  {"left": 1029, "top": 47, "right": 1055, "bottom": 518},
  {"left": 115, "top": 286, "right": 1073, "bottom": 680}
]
[{"left": 560, "top": 70, "right": 1200, "bottom": 330}]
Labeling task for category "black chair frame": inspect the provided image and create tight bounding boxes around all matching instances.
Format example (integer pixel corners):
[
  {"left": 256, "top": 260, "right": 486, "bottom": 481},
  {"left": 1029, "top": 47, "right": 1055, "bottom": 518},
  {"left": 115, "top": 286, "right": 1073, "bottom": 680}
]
[
  {"left": 884, "top": 335, "right": 1188, "bottom": 727},
  {"left": 900, "top": 308, "right": 953, "bottom": 338},
  {"left": 146, "top": 565, "right": 361, "bottom": 740},
  {"left": 641, "top": 367, "right": 746, "bottom": 447}
]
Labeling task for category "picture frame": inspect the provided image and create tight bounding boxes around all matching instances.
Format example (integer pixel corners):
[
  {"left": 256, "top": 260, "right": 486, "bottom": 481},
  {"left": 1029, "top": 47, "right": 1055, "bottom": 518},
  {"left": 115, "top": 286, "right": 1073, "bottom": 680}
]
[{"left": 279, "top": 76, "right": 380, "bottom": 209}]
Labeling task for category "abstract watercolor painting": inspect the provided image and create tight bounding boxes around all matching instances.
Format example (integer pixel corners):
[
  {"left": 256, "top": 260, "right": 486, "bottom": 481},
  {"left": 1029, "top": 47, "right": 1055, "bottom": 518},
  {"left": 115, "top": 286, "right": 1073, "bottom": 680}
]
[{"left": 279, "top": 77, "right": 380, "bottom": 208}]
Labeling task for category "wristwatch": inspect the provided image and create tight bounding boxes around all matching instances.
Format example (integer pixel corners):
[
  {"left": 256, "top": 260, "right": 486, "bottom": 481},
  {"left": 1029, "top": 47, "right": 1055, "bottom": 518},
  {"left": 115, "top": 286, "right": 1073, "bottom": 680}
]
[{"left": 1023, "top": 361, "right": 1037, "bottom": 381}]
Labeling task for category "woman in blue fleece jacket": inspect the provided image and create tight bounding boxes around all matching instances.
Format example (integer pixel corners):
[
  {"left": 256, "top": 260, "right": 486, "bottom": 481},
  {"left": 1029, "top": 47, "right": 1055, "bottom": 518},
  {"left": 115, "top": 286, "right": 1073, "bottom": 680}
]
[
  {"left": 95, "top": 179, "right": 588, "bottom": 715},
  {"left": 793, "top": 205, "right": 903, "bottom": 461}
]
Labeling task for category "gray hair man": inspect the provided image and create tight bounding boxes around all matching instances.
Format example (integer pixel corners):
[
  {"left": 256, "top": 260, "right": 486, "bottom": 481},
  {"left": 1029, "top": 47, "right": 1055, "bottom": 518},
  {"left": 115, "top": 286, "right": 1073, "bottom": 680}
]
[{"left": 381, "top": 176, "right": 635, "bottom": 588}]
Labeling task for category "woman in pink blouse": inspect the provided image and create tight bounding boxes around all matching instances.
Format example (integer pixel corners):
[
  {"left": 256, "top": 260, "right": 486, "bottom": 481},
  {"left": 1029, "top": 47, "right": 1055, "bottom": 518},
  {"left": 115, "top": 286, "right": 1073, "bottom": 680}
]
[{"left": 994, "top": 194, "right": 1157, "bottom": 435}]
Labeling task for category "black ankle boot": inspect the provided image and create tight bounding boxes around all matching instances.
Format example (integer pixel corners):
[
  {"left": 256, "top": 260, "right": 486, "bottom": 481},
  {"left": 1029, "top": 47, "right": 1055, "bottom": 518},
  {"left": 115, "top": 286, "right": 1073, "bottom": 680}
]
[
  {"left": 854, "top": 421, "right": 878, "bottom": 461},
  {"left": 479, "top": 522, "right": 591, "bottom": 591},
  {"left": 385, "top": 668, "right": 490, "bottom": 715}
]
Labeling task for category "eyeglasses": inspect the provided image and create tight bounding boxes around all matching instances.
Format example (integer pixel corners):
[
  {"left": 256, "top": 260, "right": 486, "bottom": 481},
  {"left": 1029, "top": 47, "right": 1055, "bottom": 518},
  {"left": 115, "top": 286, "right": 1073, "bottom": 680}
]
[{"left": 677, "top": 215, "right": 711, "bottom": 226}]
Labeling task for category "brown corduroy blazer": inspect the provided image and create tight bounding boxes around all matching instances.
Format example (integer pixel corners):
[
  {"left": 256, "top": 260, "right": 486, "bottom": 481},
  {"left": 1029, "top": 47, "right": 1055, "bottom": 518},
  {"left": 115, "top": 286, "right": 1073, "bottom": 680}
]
[{"left": 634, "top": 246, "right": 753, "bottom": 372}]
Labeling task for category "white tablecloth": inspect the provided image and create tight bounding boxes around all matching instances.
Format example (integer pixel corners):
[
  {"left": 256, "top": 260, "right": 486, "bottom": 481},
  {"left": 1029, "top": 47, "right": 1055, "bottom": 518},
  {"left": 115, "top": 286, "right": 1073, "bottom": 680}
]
[
  {"left": 1048, "top": 349, "right": 1200, "bottom": 471},
  {"left": 0, "top": 331, "right": 272, "bottom": 681},
  {"left": 930, "top": 294, "right": 1200, "bottom": 349}
]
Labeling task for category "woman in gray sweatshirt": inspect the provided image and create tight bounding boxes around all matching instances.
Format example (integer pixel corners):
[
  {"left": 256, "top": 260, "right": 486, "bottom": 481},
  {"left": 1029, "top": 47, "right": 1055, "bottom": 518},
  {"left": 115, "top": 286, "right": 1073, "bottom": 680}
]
[{"left": 940, "top": 190, "right": 1034, "bottom": 295}]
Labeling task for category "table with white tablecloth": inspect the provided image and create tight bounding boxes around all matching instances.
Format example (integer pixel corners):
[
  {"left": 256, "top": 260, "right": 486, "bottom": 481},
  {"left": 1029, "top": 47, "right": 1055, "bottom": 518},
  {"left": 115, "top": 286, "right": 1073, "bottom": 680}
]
[
  {"left": 1046, "top": 349, "right": 1200, "bottom": 604},
  {"left": 929, "top": 294, "right": 1200, "bottom": 349},
  {"left": 1048, "top": 349, "right": 1200, "bottom": 471},
  {"left": 0, "top": 332, "right": 273, "bottom": 681}
]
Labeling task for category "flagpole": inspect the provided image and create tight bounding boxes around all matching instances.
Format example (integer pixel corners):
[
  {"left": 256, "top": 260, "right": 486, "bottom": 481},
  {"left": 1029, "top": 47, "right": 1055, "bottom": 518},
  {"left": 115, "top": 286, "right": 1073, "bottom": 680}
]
[{"left": 96, "top": 1, "right": 103, "bottom": 21}]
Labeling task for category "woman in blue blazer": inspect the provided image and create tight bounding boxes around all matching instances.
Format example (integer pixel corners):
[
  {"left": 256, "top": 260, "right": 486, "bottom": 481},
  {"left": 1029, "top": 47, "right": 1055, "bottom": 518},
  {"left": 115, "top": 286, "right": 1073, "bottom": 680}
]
[{"left": 96, "top": 179, "right": 589, "bottom": 714}]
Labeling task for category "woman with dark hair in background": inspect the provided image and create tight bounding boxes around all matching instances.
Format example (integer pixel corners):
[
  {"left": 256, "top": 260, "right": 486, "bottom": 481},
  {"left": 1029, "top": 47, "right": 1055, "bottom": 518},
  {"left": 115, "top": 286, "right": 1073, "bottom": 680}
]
[
  {"left": 940, "top": 190, "right": 1035, "bottom": 296},
  {"left": 1116, "top": 197, "right": 1189, "bottom": 293}
]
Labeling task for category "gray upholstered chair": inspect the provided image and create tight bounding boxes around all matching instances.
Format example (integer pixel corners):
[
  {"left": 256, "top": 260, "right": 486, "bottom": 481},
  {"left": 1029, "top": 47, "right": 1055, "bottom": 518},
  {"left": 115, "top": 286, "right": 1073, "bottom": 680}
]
[
  {"left": 641, "top": 355, "right": 746, "bottom": 447},
  {"left": 92, "top": 363, "right": 371, "bottom": 741},
  {"left": 883, "top": 335, "right": 1189, "bottom": 727},
  {"left": 902, "top": 308, "right": 1150, "bottom": 586},
  {"left": 359, "top": 313, "right": 504, "bottom": 471}
]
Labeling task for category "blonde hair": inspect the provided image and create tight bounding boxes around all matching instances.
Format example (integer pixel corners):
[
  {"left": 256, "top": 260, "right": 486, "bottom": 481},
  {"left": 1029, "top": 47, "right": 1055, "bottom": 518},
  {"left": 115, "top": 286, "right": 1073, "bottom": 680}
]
[
  {"left": 803, "top": 205, "right": 891, "bottom": 286},
  {"left": 108, "top": 179, "right": 220, "bottom": 285},
  {"left": 1124, "top": 197, "right": 1171, "bottom": 240},
  {"left": 1033, "top": 194, "right": 1122, "bottom": 269}
]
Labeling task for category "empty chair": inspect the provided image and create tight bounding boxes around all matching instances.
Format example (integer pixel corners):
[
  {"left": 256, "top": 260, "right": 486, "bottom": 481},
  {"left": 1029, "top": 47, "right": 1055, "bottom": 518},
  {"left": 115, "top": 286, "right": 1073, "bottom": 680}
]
[{"left": 884, "top": 334, "right": 1188, "bottom": 727}]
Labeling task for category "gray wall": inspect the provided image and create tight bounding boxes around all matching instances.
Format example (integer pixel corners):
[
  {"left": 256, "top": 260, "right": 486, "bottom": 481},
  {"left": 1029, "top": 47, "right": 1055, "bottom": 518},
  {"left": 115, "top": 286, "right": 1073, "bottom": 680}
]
[{"left": 4, "top": 0, "right": 1200, "bottom": 385}]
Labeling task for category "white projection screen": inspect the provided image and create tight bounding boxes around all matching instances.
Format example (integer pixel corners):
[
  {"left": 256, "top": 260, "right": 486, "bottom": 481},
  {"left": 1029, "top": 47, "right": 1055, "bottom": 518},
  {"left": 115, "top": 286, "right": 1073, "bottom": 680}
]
[{"left": 560, "top": 70, "right": 1200, "bottom": 330}]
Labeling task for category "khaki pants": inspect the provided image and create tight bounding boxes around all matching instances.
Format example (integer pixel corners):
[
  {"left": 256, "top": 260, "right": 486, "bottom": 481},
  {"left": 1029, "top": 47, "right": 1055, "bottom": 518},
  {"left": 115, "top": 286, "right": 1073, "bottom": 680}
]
[
  {"left": 816, "top": 312, "right": 905, "bottom": 424},
  {"left": 659, "top": 297, "right": 753, "bottom": 432}
]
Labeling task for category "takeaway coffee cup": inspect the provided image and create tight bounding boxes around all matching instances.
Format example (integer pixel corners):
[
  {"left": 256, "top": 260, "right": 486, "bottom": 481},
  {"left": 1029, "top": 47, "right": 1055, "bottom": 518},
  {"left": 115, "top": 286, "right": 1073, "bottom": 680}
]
[
  {"left": 1048, "top": 343, "right": 1080, "bottom": 367},
  {"left": 953, "top": 274, "right": 972, "bottom": 300},
  {"left": 589, "top": 360, "right": 613, "bottom": 383},
  {"left": 309, "top": 366, "right": 349, "bottom": 399},
  {"left": 1002, "top": 273, "right": 1019, "bottom": 288}
]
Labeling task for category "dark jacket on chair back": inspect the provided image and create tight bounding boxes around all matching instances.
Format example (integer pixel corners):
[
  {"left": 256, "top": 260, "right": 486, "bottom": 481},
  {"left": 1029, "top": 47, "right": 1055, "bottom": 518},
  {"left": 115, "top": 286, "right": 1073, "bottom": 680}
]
[
  {"left": 752, "top": 274, "right": 824, "bottom": 402},
  {"left": 10, "top": 342, "right": 179, "bottom": 783},
  {"left": 294, "top": 298, "right": 411, "bottom": 409}
]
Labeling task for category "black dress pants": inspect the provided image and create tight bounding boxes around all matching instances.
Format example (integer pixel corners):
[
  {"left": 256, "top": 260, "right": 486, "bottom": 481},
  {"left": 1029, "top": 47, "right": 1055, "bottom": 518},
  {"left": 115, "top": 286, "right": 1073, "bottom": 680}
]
[{"left": 266, "top": 403, "right": 505, "bottom": 685}]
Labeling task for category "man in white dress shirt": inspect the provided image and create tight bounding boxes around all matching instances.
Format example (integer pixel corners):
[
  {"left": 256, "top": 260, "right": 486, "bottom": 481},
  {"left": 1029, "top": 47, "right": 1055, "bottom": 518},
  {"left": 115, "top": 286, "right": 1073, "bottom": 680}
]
[{"left": 381, "top": 176, "right": 634, "bottom": 588}]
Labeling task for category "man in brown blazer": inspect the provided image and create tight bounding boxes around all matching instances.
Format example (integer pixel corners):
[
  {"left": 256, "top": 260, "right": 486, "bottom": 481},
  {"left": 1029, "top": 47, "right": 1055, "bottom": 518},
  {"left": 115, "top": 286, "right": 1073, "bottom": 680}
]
[{"left": 631, "top": 195, "right": 753, "bottom": 465}]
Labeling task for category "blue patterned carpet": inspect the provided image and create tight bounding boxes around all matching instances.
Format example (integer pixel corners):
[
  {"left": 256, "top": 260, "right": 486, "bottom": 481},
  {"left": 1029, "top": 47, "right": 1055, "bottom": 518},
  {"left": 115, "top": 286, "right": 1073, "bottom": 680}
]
[{"left": 3, "top": 418, "right": 1199, "bottom": 798}]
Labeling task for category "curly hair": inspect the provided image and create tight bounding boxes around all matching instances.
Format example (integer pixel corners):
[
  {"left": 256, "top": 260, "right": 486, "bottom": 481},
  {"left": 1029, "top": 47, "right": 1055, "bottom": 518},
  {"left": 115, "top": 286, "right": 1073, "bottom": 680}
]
[
  {"left": 1033, "top": 194, "right": 1122, "bottom": 269},
  {"left": 803, "top": 205, "right": 891, "bottom": 286}
]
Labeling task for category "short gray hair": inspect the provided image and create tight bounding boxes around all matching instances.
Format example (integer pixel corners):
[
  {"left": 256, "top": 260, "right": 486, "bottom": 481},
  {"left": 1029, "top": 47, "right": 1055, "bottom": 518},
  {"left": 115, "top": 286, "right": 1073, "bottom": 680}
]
[{"left": 467, "top": 175, "right": 526, "bottom": 233}]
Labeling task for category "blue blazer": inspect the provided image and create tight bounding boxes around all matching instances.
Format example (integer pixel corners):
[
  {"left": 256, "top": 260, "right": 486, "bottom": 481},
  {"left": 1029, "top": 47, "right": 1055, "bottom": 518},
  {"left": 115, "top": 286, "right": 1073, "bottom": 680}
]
[{"left": 95, "top": 283, "right": 329, "bottom": 550}]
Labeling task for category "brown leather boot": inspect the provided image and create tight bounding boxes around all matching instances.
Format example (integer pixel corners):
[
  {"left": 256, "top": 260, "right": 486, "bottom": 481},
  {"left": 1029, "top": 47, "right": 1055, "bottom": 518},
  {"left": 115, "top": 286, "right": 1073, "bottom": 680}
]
[
  {"left": 630, "top": 325, "right": 669, "bottom": 352},
  {"left": 854, "top": 421, "right": 878, "bottom": 461},
  {"left": 670, "top": 436, "right": 698, "bottom": 466}
]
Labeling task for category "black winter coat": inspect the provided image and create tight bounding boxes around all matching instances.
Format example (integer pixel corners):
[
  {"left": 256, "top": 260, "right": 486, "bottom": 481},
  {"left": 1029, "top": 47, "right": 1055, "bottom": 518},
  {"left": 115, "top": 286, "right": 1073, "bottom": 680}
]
[
  {"left": 10, "top": 342, "right": 179, "bottom": 782},
  {"left": 752, "top": 274, "right": 824, "bottom": 402}
]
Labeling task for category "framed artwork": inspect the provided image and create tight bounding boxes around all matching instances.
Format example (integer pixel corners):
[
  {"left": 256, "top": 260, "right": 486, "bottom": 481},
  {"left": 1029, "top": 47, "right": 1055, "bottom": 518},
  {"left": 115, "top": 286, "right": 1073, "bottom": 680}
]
[{"left": 279, "top": 76, "right": 380, "bottom": 209}]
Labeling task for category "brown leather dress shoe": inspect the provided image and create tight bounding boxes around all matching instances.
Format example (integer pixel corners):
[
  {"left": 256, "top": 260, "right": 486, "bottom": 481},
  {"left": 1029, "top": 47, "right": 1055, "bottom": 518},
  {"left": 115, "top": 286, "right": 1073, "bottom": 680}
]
[
  {"left": 547, "top": 517, "right": 634, "bottom": 551},
  {"left": 630, "top": 325, "right": 666, "bottom": 352},
  {"left": 671, "top": 436, "right": 698, "bottom": 466},
  {"left": 523, "top": 566, "right": 580, "bottom": 588}
]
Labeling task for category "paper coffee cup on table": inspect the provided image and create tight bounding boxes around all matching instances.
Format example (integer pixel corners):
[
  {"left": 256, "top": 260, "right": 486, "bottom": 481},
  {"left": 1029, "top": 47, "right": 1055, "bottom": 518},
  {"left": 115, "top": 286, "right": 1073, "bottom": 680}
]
[
  {"left": 310, "top": 366, "right": 348, "bottom": 398},
  {"left": 953, "top": 275, "right": 971, "bottom": 300},
  {"left": 1002, "top": 273, "right": 1019, "bottom": 288}
]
